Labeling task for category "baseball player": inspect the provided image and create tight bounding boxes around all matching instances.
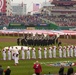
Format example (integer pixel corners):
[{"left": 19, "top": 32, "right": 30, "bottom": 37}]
[
  {"left": 67, "top": 46, "right": 70, "bottom": 57},
  {"left": 26, "top": 47, "right": 31, "bottom": 59},
  {"left": 52, "top": 46, "right": 56, "bottom": 58},
  {"left": 32, "top": 47, "right": 36, "bottom": 59},
  {"left": 21, "top": 46, "right": 25, "bottom": 59},
  {"left": 7, "top": 46, "right": 11, "bottom": 60},
  {"left": 44, "top": 47, "right": 47, "bottom": 58},
  {"left": 63, "top": 46, "right": 66, "bottom": 58},
  {"left": 70, "top": 45, "right": 74, "bottom": 57},
  {"left": 38, "top": 47, "right": 42, "bottom": 59},
  {"left": 48, "top": 46, "right": 52, "bottom": 58},
  {"left": 59, "top": 46, "right": 62, "bottom": 58},
  {"left": 74, "top": 46, "right": 76, "bottom": 57},
  {"left": 2, "top": 48, "right": 6, "bottom": 60}
]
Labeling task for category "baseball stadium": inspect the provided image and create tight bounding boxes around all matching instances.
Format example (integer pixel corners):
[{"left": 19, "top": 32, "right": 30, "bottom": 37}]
[{"left": 0, "top": 0, "right": 76, "bottom": 75}]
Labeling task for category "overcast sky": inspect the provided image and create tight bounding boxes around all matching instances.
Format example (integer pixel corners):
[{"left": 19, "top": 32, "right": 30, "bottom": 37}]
[{"left": 11, "top": 0, "right": 51, "bottom": 12}]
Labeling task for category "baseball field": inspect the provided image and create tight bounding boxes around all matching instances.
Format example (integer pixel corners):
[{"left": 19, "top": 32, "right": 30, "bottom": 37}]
[{"left": 0, "top": 36, "right": 76, "bottom": 75}]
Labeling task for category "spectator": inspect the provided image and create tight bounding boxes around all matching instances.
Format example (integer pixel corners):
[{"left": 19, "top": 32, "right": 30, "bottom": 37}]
[
  {"left": 59, "top": 65, "right": 64, "bottom": 75},
  {"left": 67, "top": 64, "right": 74, "bottom": 75},
  {"left": 33, "top": 61, "right": 42, "bottom": 75},
  {"left": 0, "top": 65, "right": 3, "bottom": 75},
  {"left": 4, "top": 66, "right": 11, "bottom": 75}
]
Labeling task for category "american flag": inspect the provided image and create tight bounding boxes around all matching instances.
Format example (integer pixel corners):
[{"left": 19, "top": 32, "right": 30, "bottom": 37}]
[{"left": 33, "top": 3, "right": 39, "bottom": 11}]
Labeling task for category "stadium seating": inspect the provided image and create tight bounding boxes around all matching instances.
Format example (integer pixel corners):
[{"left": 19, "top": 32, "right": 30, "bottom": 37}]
[{"left": 0, "top": 14, "right": 76, "bottom": 29}]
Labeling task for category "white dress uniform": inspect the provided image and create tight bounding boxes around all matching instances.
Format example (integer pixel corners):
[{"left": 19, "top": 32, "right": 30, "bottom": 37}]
[
  {"left": 70, "top": 45, "right": 73, "bottom": 57},
  {"left": 14, "top": 53, "right": 19, "bottom": 65},
  {"left": 10, "top": 47, "right": 14, "bottom": 60},
  {"left": 8, "top": 47, "right": 11, "bottom": 60},
  {"left": 74, "top": 46, "right": 76, "bottom": 57},
  {"left": 63, "top": 46, "right": 66, "bottom": 58},
  {"left": 67, "top": 46, "right": 70, "bottom": 57},
  {"left": 32, "top": 47, "right": 36, "bottom": 59},
  {"left": 14, "top": 47, "right": 19, "bottom": 65},
  {"left": 44, "top": 47, "right": 47, "bottom": 58},
  {"left": 21, "top": 47, "right": 25, "bottom": 59},
  {"left": 38, "top": 47, "right": 42, "bottom": 59},
  {"left": 2, "top": 48, "right": 6, "bottom": 60},
  {"left": 53, "top": 46, "right": 56, "bottom": 58},
  {"left": 59, "top": 46, "right": 62, "bottom": 58},
  {"left": 48, "top": 47, "right": 52, "bottom": 58},
  {"left": 26, "top": 47, "right": 31, "bottom": 59},
  {"left": 15, "top": 47, "right": 19, "bottom": 60}
]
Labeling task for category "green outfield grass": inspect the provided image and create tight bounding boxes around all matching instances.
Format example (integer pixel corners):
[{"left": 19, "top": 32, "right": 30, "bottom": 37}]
[
  {"left": 0, "top": 36, "right": 76, "bottom": 75},
  {"left": 0, "top": 58, "right": 76, "bottom": 75}
]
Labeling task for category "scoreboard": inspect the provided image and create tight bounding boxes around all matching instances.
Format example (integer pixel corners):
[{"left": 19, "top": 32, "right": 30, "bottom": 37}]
[
  {"left": 9, "top": 23, "right": 22, "bottom": 26},
  {"left": 8, "top": 23, "right": 25, "bottom": 29}
]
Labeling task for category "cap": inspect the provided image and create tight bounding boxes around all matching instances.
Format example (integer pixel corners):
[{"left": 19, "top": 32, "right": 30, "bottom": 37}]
[{"left": 7, "top": 66, "right": 10, "bottom": 69}]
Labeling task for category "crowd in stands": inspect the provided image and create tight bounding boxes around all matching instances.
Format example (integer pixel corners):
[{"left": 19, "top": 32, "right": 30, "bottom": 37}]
[
  {"left": 0, "top": 15, "right": 9, "bottom": 26},
  {"left": 42, "top": 15, "right": 76, "bottom": 27},
  {"left": 0, "top": 14, "right": 76, "bottom": 27},
  {"left": 52, "top": 6, "right": 76, "bottom": 10},
  {"left": 0, "top": 15, "right": 47, "bottom": 26}
]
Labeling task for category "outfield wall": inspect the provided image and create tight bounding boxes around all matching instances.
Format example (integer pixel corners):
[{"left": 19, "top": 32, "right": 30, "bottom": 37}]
[{"left": 0, "top": 23, "right": 76, "bottom": 30}]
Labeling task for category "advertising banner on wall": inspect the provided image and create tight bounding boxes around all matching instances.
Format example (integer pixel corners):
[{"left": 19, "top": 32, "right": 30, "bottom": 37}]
[{"left": 0, "top": 0, "right": 6, "bottom": 13}]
